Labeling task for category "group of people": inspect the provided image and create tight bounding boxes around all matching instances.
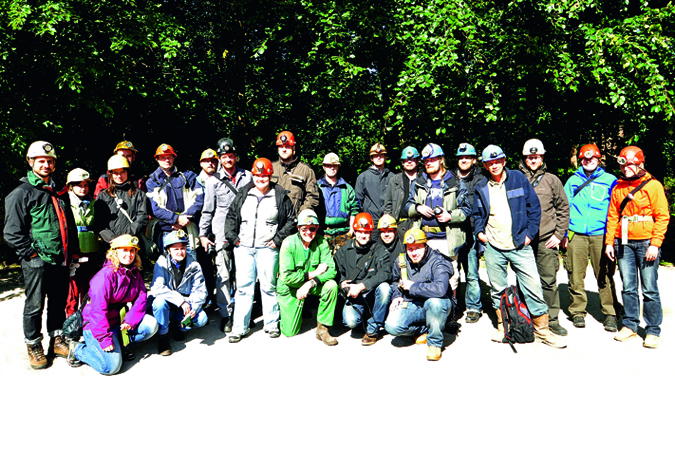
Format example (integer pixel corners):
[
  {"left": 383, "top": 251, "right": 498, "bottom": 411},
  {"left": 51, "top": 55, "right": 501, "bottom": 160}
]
[{"left": 3, "top": 132, "right": 669, "bottom": 372}]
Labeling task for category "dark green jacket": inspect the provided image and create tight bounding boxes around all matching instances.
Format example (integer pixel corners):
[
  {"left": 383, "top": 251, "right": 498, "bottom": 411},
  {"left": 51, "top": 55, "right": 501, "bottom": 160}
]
[{"left": 4, "top": 171, "right": 79, "bottom": 265}]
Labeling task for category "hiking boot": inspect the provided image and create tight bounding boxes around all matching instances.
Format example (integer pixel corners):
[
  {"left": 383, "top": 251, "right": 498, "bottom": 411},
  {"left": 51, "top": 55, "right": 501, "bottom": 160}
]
[
  {"left": 615, "top": 327, "right": 638, "bottom": 342},
  {"left": 220, "top": 316, "right": 232, "bottom": 333},
  {"left": 361, "top": 333, "right": 378, "bottom": 346},
  {"left": 27, "top": 344, "right": 48, "bottom": 370},
  {"left": 316, "top": 323, "right": 338, "bottom": 346},
  {"left": 604, "top": 315, "right": 618, "bottom": 332},
  {"left": 465, "top": 311, "right": 481, "bottom": 324},
  {"left": 269, "top": 329, "right": 281, "bottom": 338},
  {"left": 549, "top": 320, "right": 568, "bottom": 336},
  {"left": 532, "top": 313, "right": 566, "bottom": 349},
  {"left": 415, "top": 333, "right": 427, "bottom": 345},
  {"left": 158, "top": 334, "right": 172, "bottom": 356},
  {"left": 572, "top": 314, "right": 586, "bottom": 328},
  {"left": 643, "top": 334, "right": 659, "bottom": 349},
  {"left": 427, "top": 346, "right": 442, "bottom": 361},
  {"left": 49, "top": 335, "right": 69, "bottom": 359},
  {"left": 122, "top": 346, "right": 135, "bottom": 361},
  {"left": 67, "top": 340, "right": 83, "bottom": 368},
  {"left": 491, "top": 308, "right": 505, "bottom": 342}
]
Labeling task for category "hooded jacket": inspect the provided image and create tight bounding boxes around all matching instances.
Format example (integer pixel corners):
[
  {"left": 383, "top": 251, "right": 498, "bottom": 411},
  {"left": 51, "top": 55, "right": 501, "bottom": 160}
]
[
  {"left": 563, "top": 165, "right": 617, "bottom": 236},
  {"left": 391, "top": 246, "right": 453, "bottom": 303},
  {"left": 149, "top": 253, "right": 207, "bottom": 310},
  {"left": 519, "top": 160, "right": 569, "bottom": 241},
  {"left": 83, "top": 260, "right": 148, "bottom": 349},
  {"left": 4, "top": 171, "right": 79, "bottom": 265}
]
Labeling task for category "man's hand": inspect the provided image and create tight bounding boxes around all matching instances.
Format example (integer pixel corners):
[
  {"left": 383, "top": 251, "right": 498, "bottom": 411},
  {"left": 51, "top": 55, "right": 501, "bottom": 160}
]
[
  {"left": 181, "top": 301, "right": 193, "bottom": 317},
  {"left": 345, "top": 283, "right": 366, "bottom": 298},
  {"left": 297, "top": 281, "right": 313, "bottom": 300},
  {"left": 646, "top": 245, "right": 659, "bottom": 262},
  {"left": 436, "top": 208, "right": 452, "bottom": 223},
  {"left": 200, "top": 236, "right": 215, "bottom": 249},
  {"left": 605, "top": 244, "right": 614, "bottom": 261},
  {"left": 524, "top": 236, "right": 531, "bottom": 246},
  {"left": 103, "top": 344, "right": 115, "bottom": 352},
  {"left": 309, "top": 263, "right": 328, "bottom": 279},
  {"left": 399, "top": 279, "right": 414, "bottom": 291},
  {"left": 120, "top": 323, "right": 132, "bottom": 331},
  {"left": 561, "top": 236, "right": 569, "bottom": 250},
  {"left": 416, "top": 204, "right": 434, "bottom": 218},
  {"left": 545, "top": 235, "right": 561, "bottom": 249},
  {"left": 176, "top": 215, "right": 191, "bottom": 227},
  {"left": 478, "top": 232, "right": 488, "bottom": 244}
]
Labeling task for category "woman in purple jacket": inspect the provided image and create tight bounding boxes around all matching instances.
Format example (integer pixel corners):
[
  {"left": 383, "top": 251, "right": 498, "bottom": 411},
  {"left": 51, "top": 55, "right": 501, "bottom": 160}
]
[{"left": 68, "top": 235, "right": 158, "bottom": 374}]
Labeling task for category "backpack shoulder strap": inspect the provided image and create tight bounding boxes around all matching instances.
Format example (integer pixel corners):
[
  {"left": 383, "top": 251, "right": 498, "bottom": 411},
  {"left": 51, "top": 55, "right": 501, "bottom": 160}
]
[
  {"left": 573, "top": 175, "right": 595, "bottom": 197},
  {"left": 398, "top": 253, "right": 408, "bottom": 281},
  {"left": 619, "top": 178, "right": 652, "bottom": 215}
]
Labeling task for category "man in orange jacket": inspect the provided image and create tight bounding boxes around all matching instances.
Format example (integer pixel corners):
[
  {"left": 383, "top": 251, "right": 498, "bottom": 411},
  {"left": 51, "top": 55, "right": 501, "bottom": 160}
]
[{"left": 605, "top": 146, "right": 670, "bottom": 349}]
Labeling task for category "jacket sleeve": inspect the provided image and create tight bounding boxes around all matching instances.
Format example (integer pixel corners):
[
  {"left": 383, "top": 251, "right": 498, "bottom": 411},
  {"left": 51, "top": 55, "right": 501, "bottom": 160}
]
[
  {"left": 223, "top": 189, "right": 245, "bottom": 248},
  {"left": 124, "top": 271, "right": 148, "bottom": 330},
  {"left": 278, "top": 238, "right": 305, "bottom": 288},
  {"left": 146, "top": 175, "right": 179, "bottom": 225},
  {"left": 524, "top": 181, "right": 541, "bottom": 240},
  {"left": 391, "top": 256, "right": 403, "bottom": 300},
  {"left": 406, "top": 178, "right": 420, "bottom": 218},
  {"left": 94, "top": 193, "right": 116, "bottom": 244},
  {"left": 552, "top": 177, "right": 570, "bottom": 240},
  {"left": 199, "top": 179, "right": 216, "bottom": 237},
  {"left": 3, "top": 188, "right": 35, "bottom": 260},
  {"left": 300, "top": 169, "right": 320, "bottom": 212},
  {"left": 316, "top": 238, "right": 336, "bottom": 284},
  {"left": 273, "top": 192, "right": 297, "bottom": 247},
  {"left": 346, "top": 183, "right": 360, "bottom": 216},
  {"left": 383, "top": 178, "right": 395, "bottom": 215},
  {"left": 184, "top": 172, "right": 204, "bottom": 218},
  {"left": 149, "top": 256, "right": 186, "bottom": 307},
  {"left": 355, "top": 173, "right": 365, "bottom": 209},
  {"left": 408, "top": 256, "right": 452, "bottom": 299},
  {"left": 62, "top": 192, "right": 81, "bottom": 259},
  {"left": 187, "top": 262, "right": 207, "bottom": 310},
  {"left": 449, "top": 181, "right": 469, "bottom": 223},
  {"left": 93, "top": 175, "right": 107, "bottom": 198},
  {"left": 648, "top": 180, "right": 670, "bottom": 248},
  {"left": 472, "top": 185, "right": 487, "bottom": 238},
  {"left": 130, "top": 191, "right": 149, "bottom": 237},
  {"left": 605, "top": 188, "right": 621, "bottom": 246},
  {"left": 88, "top": 271, "right": 115, "bottom": 348}
]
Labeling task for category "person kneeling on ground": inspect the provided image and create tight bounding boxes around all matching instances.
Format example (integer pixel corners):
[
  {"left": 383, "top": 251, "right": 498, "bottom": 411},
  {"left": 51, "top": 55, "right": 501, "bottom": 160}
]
[
  {"left": 150, "top": 229, "right": 209, "bottom": 356},
  {"left": 335, "top": 212, "right": 392, "bottom": 345},
  {"left": 384, "top": 228, "right": 454, "bottom": 361},
  {"left": 68, "top": 235, "right": 158, "bottom": 375},
  {"left": 277, "top": 209, "right": 339, "bottom": 346}
]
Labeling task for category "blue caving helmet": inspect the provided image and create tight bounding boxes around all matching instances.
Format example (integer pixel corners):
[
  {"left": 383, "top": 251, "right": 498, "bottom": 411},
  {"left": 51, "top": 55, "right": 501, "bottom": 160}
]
[
  {"left": 164, "top": 229, "right": 189, "bottom": 248},
  {"left": 481, "top": 145, "right": 506, "bottom": 162},
  {"left": 456, "top": 143, "right": 477, "bottom": 157},
  {"left": 421, "top": 143, "right": 444, "bottom": 160},
  {"left": 400, "top": 146, "right": 420, "bottom": 160}
]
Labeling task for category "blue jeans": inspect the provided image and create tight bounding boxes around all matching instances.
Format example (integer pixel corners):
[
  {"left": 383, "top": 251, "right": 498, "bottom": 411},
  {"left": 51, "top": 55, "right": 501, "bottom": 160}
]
[
  {"left": 484, "top": 242, "right": 547, "bottom": 317},
  {"left": 458, "top": 241, "right": 482, "bottom": 312},
  {"left": 384, "top": 297, "right": 452, "bottom": 347},
  {"left": 615, "top": 239, "right": 663, "bottom": 336},
  {"left": 75, "top": 315, "right": 158, "bottom": 375},
  {"left": 232, "top": 245, "right": 280, "bottom": 335},
  {"left": 152, "top": 297, "right": 208, "bottom": 335},
  {"left": 342, "top": 282, "right": 392, "bottom": 335}
]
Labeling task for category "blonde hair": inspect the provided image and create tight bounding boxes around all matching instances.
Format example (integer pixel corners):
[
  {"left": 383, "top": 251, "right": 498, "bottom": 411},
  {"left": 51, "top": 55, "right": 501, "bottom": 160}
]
[{"left": 106, "top": 248, "right": 142, "bottom": 271}]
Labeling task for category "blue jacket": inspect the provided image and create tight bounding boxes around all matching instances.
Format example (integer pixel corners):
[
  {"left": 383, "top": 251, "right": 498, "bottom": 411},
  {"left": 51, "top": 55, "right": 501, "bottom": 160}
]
[
  {"left": 472, "top": 168, "right": 541, "bottom": 248},
  {"left": 149, "top": 253, "right": 207, "bottom": 311},
  {"left": 146, "top": 167, "right": 204, "bottom": 232},
  {"left": 391, "top": 246, "right": 453, "bottom": 303},
  {"left": 563, "top": 166, "right": 617, "bottom": 236},
  {"left": 317, "top": 176, "right": 360, "bottom": 235}
]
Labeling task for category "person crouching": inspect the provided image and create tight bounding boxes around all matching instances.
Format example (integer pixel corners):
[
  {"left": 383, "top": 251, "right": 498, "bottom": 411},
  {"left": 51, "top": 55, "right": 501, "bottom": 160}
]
[{"left": 151, "top": 229, "right": 209, "bottom": 356}]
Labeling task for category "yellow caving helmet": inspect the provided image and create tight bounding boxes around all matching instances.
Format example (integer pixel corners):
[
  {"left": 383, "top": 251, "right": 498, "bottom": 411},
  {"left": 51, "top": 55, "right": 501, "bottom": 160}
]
[
  {"left": 107, "top": 154, "right": 130, "bottom": 171},
  {"left": 110, "top": 234, "right": 140, "bottom": 250},
  {"left": 377, "top": 214, "right": 398, "bottom": 230},
  {"left": 403, "top": 228, "right": 427, "bottom": 245}
]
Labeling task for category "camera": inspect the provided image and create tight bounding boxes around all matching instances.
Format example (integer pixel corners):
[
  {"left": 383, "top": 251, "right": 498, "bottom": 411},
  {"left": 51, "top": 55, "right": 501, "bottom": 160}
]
[{"left": 433, "top": 206, "right": 444, "bottom": 216}]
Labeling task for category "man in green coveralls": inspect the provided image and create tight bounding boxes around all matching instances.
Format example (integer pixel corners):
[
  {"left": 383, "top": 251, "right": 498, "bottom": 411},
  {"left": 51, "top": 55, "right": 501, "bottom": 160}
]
[{"left": 277, "top": 209, "right": 339, "bottom": 345}]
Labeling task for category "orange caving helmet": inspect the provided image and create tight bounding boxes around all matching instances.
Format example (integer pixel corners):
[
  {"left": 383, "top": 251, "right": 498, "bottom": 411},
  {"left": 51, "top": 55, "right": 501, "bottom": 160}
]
[
  {"left": 276, "top": 131, "right": 296, "bottom": 146},
  {"left": 353, "top": 213, "right": 374, "bottom": 232},
  {"left": 618, "top": 146, "right": 645, "bottom": 165},
  {"left": 251, "top": 157, "right": 274, "bottom": 176},
  {"left": 579, "top": 144, "right": 601, "bottom": 160},
  {"left": 155, "top": 143, "right": 177, "bottom": 158}
]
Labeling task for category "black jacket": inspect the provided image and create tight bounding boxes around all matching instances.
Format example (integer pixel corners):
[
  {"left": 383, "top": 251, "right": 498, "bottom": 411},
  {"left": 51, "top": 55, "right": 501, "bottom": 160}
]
[
  {"left": 334, "top": 239, "right": 392, "bottom": 292},
  {"left": 94, "top": 182, "right": 150, "bottom": 243}
]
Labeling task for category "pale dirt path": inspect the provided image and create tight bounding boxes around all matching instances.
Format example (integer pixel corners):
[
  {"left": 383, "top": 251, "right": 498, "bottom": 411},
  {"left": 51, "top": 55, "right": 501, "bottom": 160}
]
[{"left": 1, "top": 264, "right": 673, "bottom": 448}]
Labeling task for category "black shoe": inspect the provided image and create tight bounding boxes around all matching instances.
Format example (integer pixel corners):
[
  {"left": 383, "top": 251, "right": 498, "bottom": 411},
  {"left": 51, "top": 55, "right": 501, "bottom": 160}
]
[
  {"left": 220, "top": 317, "right": 232, "bottom": 333},
  {"left": 572, "top": 314, "right": 586, "bottom": 328},
  {"left": 158, "top": 334, "right": 172, "bottom": 356},
  {"left": 122, "top": 346, "right": 135, "bottom": 362},
  {"left": 549, "top": 321, "right": 568, "bottom": 336},
  {"left": 465, "top": 311, "right": 481, "bottom": 324},
  {"left": 604, "top": 315, "right": 618, "bottom": 332}
]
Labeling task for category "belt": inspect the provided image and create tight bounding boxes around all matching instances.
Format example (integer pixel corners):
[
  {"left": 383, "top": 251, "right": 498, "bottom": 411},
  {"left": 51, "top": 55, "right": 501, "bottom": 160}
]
[{"left": 621, "top": 215, "right": 653, "bottom": 244}]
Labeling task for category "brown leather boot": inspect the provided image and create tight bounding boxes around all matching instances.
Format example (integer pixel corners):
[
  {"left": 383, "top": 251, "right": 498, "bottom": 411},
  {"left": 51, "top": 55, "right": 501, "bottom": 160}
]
[
  {"left": 316, "top": 323, "right": 338, "bottom": 346},
  {"left": 491, "top": 309, "right": 505, "bottom": 342},
  {"left": 49, "top": 335, "right": 69, "bottom": 359},
  {"left": 532, "top": 313, "right": 566, "bottom": 349},
  {"left": 158, "top": 334, "right": 172, "bottom": 356},
  {"left": 27, "top": 344, "right": 48, "bottom": 370}
]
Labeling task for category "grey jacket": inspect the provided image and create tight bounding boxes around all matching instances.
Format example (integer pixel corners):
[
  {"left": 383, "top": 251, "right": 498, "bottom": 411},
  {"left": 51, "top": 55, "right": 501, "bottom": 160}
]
[{"left": 199, "top": 166, "right": 252, "bottom": 247}]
